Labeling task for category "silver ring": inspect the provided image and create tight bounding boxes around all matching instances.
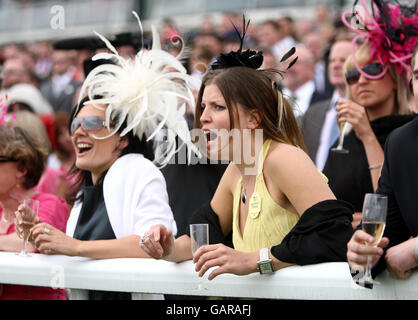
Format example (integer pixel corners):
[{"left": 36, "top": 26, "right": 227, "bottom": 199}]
[
  {"left": 44, "top": 227, "right": 51, "bottom": 235},
  {"left": 140, "top": 233, "right": 149, "bottom": 245}
]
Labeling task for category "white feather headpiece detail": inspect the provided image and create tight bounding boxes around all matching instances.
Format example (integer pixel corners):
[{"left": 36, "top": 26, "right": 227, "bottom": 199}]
[{"left": 77, "top": 12, "right": 201, "bottom": 167}]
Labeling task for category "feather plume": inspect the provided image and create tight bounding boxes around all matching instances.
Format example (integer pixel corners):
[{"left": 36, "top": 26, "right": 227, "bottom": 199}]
[
  {"left": 77, "top": 12, "right": 201, "bottom": 167},
  {"left": 342, "top": 0, "right": 418, "bottom": 80}
]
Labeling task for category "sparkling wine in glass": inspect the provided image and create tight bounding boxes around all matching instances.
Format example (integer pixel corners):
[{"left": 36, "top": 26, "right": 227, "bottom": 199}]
[
  {"left": 190, "top": 223, "right": 209, "bottom": 291},
  {"left": 17, "top": 199, "right": 39, "bottom": 257},
  {"left": 358, "top": 193, "right": 387, "bottom": 289},
  {"left": 331, "top": 121, "right": 351, "bottom": 154}
]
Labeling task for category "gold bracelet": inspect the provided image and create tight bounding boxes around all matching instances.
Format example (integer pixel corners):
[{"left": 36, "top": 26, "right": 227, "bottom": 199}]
[{"left": 368, "top": 163, "right": 383, "bottom": 170}]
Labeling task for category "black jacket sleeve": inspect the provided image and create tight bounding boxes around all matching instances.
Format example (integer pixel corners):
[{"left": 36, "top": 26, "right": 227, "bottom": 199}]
[
  {"left": 186, "top": 202, "right": 233, "bottom": 248},
  {"left": 271, "top": 199, "right": 354, "bottom": 265}
]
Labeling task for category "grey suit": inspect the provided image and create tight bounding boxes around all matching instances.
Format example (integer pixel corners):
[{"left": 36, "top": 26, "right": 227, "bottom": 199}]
[
  {"left": 40, "top": 79, "right": 80, "bottom": 114},
  {"left": 301, "top": 98, "right": 332, "bottom": 162}
]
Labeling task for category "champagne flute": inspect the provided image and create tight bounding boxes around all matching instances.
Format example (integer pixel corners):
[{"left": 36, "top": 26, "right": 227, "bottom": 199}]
[
  {"left": 331, "top": 121, "right": 351, "bottom": 154},
  {"left": 16, "top": 199, "right": 39, "bottom": 257},
  {"left": 358, "top": 193, "right": 388, "bottom": 289},
  {"left": 190, "top": 223, "right": 209, "bottom": 291}
]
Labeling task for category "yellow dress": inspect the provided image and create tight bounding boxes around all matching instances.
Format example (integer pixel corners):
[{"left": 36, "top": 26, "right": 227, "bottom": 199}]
[{"left": 232, "top": 139, "right": 300, "bottom": 252}]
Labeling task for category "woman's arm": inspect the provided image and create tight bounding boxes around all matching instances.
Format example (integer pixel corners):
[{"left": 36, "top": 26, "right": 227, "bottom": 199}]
[
  {"left": 208, "top": 163, "right": 238, "bottom": 236},
  {"left": 0, "top": 232, "right": 36, "bottom": 253},
  {"left": 141, "top": 163, "right": 238, "bottom": 262},
  {"left": 31, "top": 222, "right": 150, "bottom": 258}
]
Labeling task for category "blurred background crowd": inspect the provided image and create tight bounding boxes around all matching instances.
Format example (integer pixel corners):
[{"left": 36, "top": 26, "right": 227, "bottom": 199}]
[{"left": 0, "top": 0, "right": 416, "bottom": 206}]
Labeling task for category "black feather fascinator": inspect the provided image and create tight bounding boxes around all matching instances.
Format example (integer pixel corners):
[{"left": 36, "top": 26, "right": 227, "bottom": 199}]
[{"left": 210, "top": 15, "right": 298, "bottom": 79}]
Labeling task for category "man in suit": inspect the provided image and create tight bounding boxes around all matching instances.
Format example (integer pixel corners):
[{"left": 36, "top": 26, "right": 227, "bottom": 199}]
[
  {"left": 281, "top": 45, "right": 329, "bottom": 124},
  {"left": 301, "top": 39, "right": 352, "bottom": 170},
  {"left": 40, "top": 50, "right": 80, "bottom": 114},
  {"left": 347, "top": 44, "right": 418, "bottom": 280}
]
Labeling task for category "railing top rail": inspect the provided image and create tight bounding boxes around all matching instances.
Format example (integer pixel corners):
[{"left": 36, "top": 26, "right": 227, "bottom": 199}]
[{"left": 1, "top": 252, "right": 417, "bottom": 299}]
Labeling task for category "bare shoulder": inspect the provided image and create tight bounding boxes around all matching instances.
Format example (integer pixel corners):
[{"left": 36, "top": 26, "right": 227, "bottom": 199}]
[
  {"left": 264, "top": 141, "right": 335, "bottom": 214},
  {"left": 265, "top": 141, "right": 315, "bottom": 175}
]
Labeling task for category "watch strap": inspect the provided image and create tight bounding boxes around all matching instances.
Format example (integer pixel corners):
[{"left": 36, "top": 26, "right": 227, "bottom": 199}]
[{"left": 259, "top": 248, "right": 269, "bottom": 261}]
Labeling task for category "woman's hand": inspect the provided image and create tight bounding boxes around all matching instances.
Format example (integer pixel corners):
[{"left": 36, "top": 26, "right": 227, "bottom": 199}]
[
  {"left": 14, "top": 204, "right": 41, "bottom": 240},
  {"left": 193, "top": 243, "right": 258, "bottom": 280},
  {"left": 31, "top": 222, "right": 82, "bottom": 256},
  {"left": 347, "top": 230, "right": 389, "bottom": 272},
  {"left": 336, "top": 100, "right": 375, "bottom": 143},
  {"left": 139, "top": 224, "right": 175, "bottom": 260}
]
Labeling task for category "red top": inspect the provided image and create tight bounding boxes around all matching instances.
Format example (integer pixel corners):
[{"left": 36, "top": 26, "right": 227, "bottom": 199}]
[{"left": 0, "top": 192, "right": 69, "bottom": 300}]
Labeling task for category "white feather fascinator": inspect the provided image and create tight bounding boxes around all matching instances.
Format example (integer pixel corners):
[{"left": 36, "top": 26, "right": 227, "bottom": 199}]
[{"left": 77, "top": 12, "right": 201, "bottom": 167}]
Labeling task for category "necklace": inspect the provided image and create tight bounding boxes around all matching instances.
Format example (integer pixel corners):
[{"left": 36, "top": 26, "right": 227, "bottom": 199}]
[{"left": 241, "top": 186, "right": 247, "bottom": 204}]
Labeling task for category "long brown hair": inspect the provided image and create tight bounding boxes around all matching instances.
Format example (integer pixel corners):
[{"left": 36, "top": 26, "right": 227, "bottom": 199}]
[{"left": 194, "top": 66, "right": 306, "bottom": 151}]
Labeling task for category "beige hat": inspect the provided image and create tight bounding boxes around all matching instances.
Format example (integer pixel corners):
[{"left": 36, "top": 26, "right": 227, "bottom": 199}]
[{"left": 5, "top": 83, "right": 53, "bottom": 115}]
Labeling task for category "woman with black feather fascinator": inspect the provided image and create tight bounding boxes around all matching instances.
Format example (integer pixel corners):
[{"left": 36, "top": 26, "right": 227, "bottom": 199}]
[{"left": 141, "top": 16, "right": 354, "bottom": 279}]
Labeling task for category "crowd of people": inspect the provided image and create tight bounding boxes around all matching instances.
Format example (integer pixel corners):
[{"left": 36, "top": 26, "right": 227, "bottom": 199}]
[{"left": 0, "top": 0, "right": 417, "bottom": 300}]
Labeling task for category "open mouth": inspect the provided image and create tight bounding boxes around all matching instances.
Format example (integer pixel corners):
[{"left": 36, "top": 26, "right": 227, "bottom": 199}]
[
  {"left": 204, "top": 130, "right": 218, "bottom": 143},
  {"left": 76, "top": 143, "right": 93, "bottom": 155}
]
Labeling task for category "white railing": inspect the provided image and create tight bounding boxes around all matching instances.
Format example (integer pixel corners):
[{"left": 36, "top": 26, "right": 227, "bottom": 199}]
[{"left": 0, "top": 251, "right": 417, "bottom": 300}]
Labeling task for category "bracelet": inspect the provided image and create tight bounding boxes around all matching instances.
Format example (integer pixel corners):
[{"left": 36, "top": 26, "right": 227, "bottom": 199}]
[
  {"left": 368, "top": 163, "right": 383, "bottom": 170},
  {"left": 414, "top": 237, "right": 418, "bottom": 264}
]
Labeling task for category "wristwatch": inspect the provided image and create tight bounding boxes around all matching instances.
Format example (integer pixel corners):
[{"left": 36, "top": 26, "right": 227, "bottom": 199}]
[{"left": 257, "top": 248, "right": 274, "bottom": 274}]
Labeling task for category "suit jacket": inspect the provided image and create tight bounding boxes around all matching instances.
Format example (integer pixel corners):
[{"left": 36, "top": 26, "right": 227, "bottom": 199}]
[
  {"left": 294, "top": 91, "right": 330, "bottom": 128},
  {"left": 301, "top": 98, "right": 331, "bottom": 161},
  {"left": 40, "top": 79, "right": 80, "bottom": 113},
  {"left": 373, "top": 115, "right": 418, "bottom": 276}
]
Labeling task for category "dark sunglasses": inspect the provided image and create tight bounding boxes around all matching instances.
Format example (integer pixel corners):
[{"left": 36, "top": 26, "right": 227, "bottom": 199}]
[
  {"left": 70, "top": 116, "right": 106, "bottom": 135},
  {"left": 0, "top": 156, "right": 16, "bottom": 163},
  {"left": 345, "top": 63, "right": 386, "bottom": 85}
]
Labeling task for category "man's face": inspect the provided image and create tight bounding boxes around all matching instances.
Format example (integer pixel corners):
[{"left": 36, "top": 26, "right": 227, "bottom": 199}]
[
  {"left": 52, "top": 51, "right": 71, "bottom": 76},
  {"left": 328, "top": 41, "right": 352, "bottom": 88},
  {"left": 1, "top": 59, "right": 29, "bottom": 89}
]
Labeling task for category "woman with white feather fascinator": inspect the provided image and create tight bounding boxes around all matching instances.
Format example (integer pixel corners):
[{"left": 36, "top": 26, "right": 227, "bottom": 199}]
[{"left": 30, "top": 12, "right": 199, "bottom": 300}]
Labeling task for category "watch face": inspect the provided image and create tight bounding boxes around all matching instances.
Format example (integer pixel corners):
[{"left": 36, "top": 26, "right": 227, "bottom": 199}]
[{"left": 258, "top": 261, "right": 274, "bottom": 274}]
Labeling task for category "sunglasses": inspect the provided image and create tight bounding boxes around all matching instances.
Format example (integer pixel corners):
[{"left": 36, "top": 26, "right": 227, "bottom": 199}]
[
  {"left": 70, "top": 116, "right": 107, "bottom": 135},
  {"left": 345, "top": 63, "right": 386, "bottom": 85}
]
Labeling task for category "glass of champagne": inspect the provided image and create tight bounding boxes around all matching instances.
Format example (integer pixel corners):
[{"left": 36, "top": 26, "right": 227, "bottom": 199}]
[
  {"left": 190, "top": 223, "right": 209, "bottom": 291},
  {"left": 331, "top": 121, "right": 351, "bottom": 154},
  {"left": 16, "top": 199, "right": 39, "bottom": 257},
  {"left": 358, "top": 193, "right": 388, "bottom": 289}
]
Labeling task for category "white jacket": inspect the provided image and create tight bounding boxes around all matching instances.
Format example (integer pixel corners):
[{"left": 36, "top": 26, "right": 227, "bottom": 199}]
[{"left": 67, "top": 153, "right": 177, "bottom": 238}]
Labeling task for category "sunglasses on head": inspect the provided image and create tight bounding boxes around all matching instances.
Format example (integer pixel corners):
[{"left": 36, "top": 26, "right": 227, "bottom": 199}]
[
  {"left": 345, "top": 62, "right": 386, "bottom": 85},
  {"left": 70, "top": 116, "right": 106, "bottom": 135}
]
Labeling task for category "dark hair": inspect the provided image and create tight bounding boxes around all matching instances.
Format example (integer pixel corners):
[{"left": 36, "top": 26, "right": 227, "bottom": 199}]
[
  {"left": 194, "top": 67, "right": 306, "bottom": 151},
  {"left": 66, "top": 96, "right": 154, "bottom": 205}
]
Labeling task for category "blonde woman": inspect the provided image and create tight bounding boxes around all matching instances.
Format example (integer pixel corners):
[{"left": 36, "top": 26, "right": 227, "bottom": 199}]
[{"left": 323, "top": 41, "right": 415, "bottom": 228}]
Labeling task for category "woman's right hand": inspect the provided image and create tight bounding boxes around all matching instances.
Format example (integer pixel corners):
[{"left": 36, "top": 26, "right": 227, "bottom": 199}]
[
  {"left": 140, "top": 224, "right": 174, "bottom": 260},
  {"left": 346, "top": 230, "right": 389, "bottom": 272}
]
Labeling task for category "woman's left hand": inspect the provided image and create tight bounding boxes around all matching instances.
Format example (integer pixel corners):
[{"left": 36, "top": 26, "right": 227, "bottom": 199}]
[
  {"left": 336, "top": 100, "right": 374, "bottom": 143},
  {"left": 31, "top": 223, "right": 82, "bottom": 256},
  {"left": 193, "top": 243, "right": 258, "bottom": 280}
]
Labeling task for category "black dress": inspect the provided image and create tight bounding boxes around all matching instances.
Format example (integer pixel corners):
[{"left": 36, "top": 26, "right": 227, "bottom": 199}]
[
  {"left": 73, "top": 184, "right": 131, "bottom": 300},
  {"left": 322, "top": 114, "right": 415, "bottom": 212}
]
